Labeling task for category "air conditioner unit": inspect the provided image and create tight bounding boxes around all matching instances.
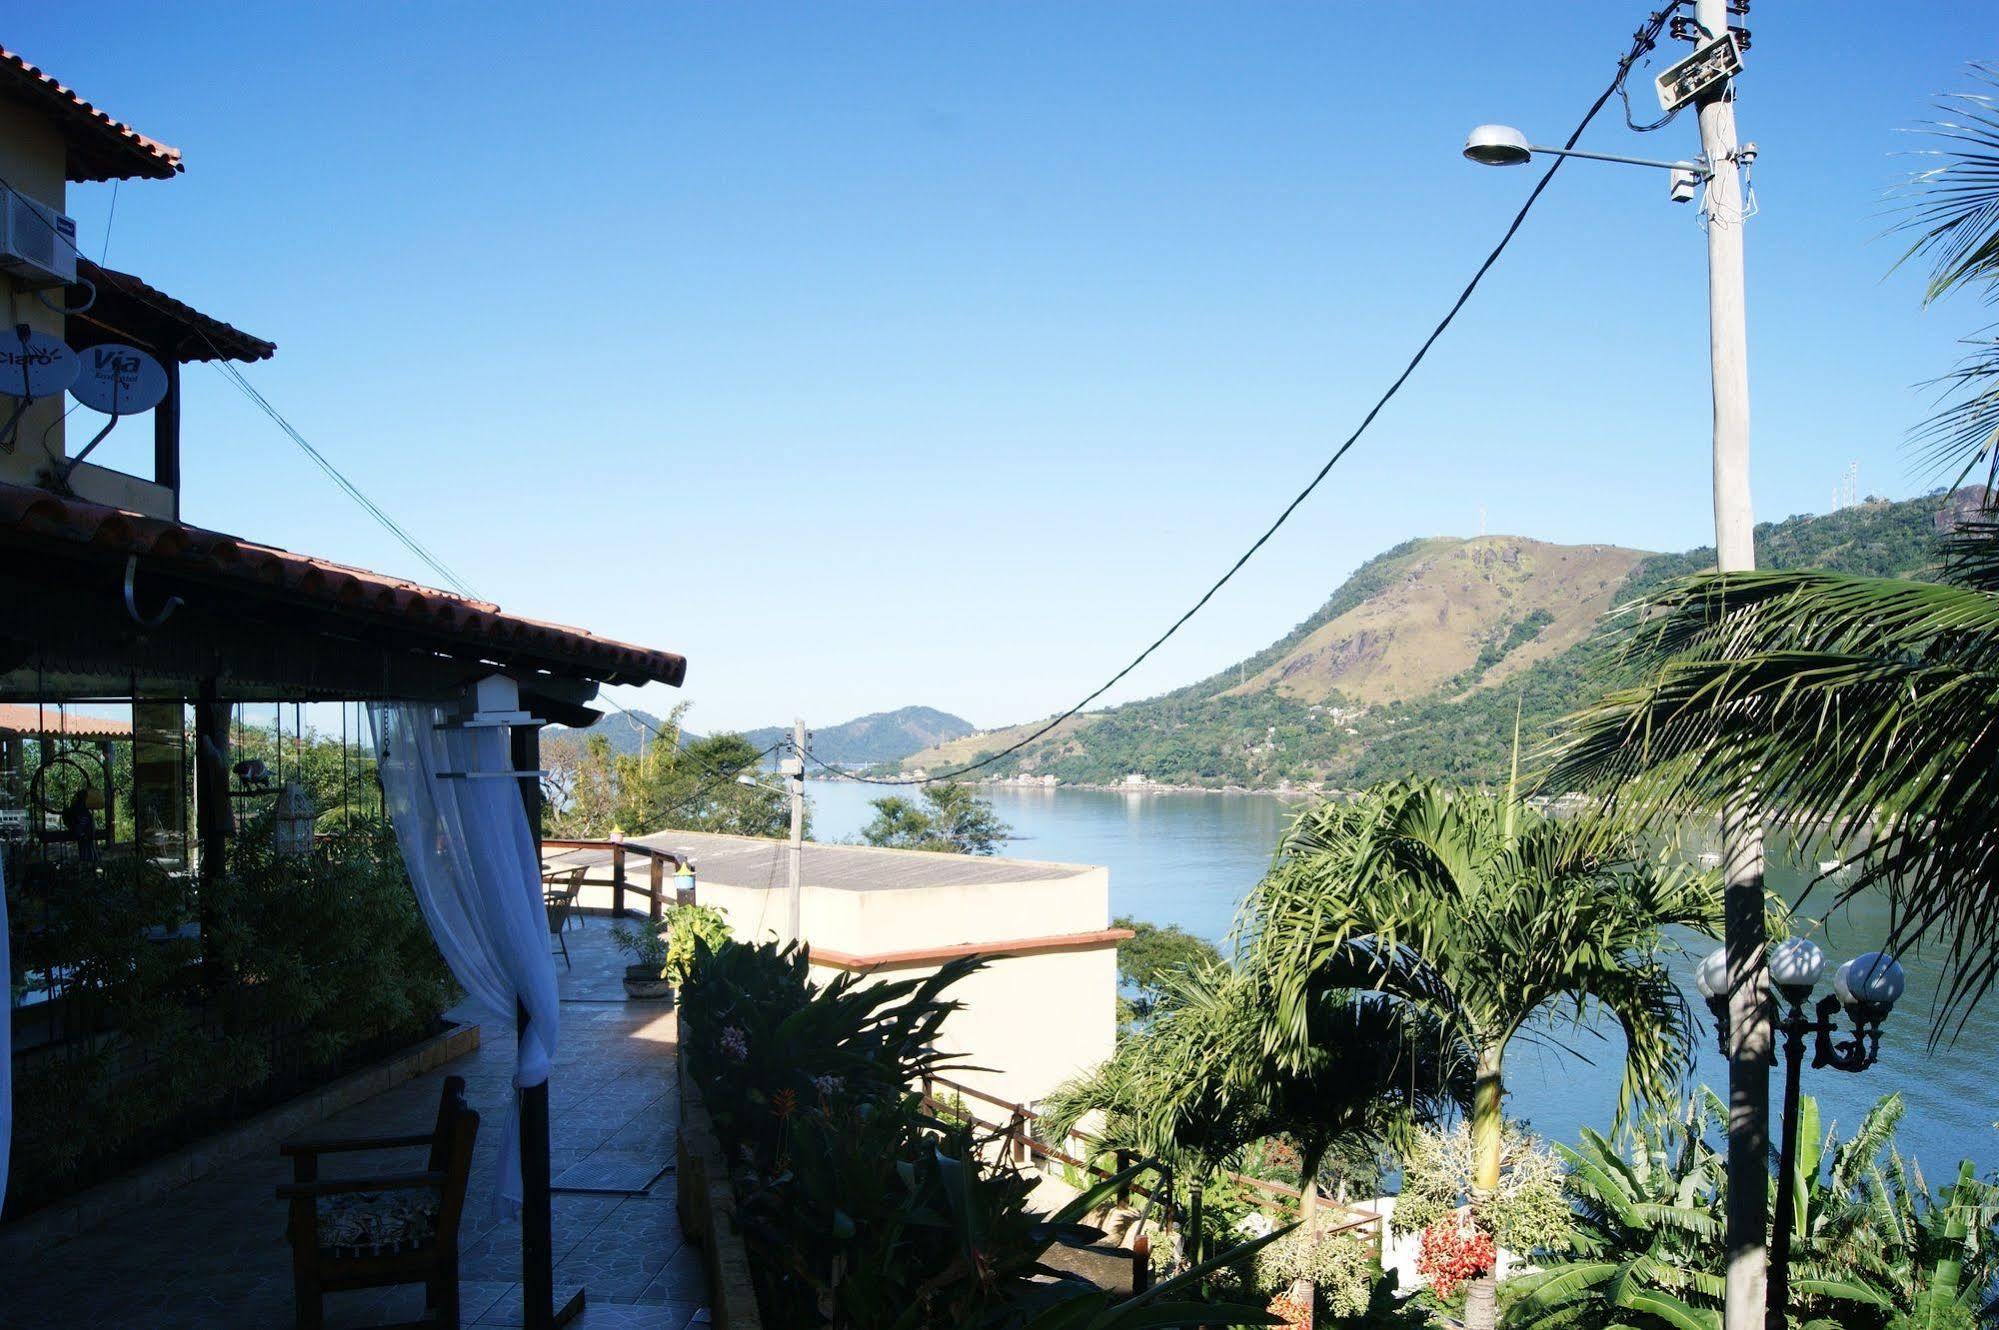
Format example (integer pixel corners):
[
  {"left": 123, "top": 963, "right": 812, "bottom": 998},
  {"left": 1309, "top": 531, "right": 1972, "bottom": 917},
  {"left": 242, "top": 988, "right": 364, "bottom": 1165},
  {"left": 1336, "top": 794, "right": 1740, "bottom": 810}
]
[{"left": 0, "top": 190, "right": 79, "bottom": 288}]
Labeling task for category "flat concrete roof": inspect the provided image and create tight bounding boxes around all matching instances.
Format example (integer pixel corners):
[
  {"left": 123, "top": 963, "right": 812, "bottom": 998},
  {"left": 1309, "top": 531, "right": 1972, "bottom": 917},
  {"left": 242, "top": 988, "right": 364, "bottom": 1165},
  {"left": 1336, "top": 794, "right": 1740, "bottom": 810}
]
[{"left": 587, "top": 828, "right": 1098, "bottom": 892}]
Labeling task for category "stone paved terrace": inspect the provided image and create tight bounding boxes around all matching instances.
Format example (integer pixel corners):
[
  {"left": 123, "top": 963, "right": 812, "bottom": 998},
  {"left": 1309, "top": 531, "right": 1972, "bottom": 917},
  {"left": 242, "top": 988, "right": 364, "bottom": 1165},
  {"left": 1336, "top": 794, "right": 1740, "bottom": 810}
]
[{"left": 0, "top": 924, "right": 706, "bottom": 1330}]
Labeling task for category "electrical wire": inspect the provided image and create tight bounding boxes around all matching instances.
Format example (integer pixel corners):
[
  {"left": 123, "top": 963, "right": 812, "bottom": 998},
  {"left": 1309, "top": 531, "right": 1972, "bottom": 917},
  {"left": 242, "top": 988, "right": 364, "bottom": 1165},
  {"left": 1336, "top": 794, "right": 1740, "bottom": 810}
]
[
  {"left": 0, "top": 176, "right": 479, "bottom": 599},
  {"left": 815, "top": 8, "right": 1680, "bottom": 789}
]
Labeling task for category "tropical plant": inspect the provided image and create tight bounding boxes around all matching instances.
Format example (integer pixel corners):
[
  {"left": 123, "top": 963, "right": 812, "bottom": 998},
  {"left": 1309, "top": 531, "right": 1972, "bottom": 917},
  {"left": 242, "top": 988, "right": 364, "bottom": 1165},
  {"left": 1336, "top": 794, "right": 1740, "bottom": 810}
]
[
  {"left": 1394, "top": 1122, "right": 1574, "bottom": 1260},
  {"left": 677, "top": 937, "right": 1286, "bottom": 1328},
  {"left": 1112, "top": 915, "right": 1223, "bottom": 1024},
  {"left": 1505, "top": 1089, "right": 1999, "bottom": 1330},
  {"left": 1256, "top": 1220, "right": 1379, "bottom": 1319},
  {"left": 609, "top": 901, "right": 731, "bottom": 983},
  {"left": 1040, "top": 958, "right": 1467, "bottom": 1189},
  {"left": 1242, "top": 778, "right": 1724, "bottom": 1329},
  {"left": 1547, "top": 68, "right": 1999, "bottom": 1023}
]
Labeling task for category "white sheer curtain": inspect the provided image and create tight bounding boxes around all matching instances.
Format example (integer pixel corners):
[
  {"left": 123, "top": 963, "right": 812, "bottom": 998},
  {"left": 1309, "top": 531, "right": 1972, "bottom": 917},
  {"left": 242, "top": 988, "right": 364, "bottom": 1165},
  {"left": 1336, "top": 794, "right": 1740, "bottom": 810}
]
[{"left": 370, "top": 703, "right": 559, "bottom": 1212}]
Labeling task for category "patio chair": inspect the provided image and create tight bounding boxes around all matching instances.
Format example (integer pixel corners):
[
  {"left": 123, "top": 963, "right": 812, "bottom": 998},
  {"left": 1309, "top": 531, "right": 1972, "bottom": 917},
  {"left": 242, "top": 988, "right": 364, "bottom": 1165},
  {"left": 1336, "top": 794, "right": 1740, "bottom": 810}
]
[
  {"left": 277, "top": 1075, "right": 480, "bottom": 1330},
  {"left": 542, "top": 864, "right": 587, "bottom": 930},
  {"left": 546, "top": 890, "right": 575, "bottom": 969}
]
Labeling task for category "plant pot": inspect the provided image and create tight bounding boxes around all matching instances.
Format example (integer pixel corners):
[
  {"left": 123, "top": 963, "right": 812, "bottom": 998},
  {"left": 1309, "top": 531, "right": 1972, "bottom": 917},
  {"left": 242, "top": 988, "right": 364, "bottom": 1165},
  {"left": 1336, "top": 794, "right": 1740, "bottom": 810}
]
[{"left": 622, "top": 966, "right": 675, "bottom": 1002}]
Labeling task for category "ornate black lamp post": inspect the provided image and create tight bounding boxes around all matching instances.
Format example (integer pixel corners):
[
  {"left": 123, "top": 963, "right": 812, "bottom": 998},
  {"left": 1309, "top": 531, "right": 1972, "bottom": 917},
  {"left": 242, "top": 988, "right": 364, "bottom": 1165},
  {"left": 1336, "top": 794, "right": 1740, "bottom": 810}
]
[{"left": 1697, "top": 941, "right": 1905, "bottom": 1330}]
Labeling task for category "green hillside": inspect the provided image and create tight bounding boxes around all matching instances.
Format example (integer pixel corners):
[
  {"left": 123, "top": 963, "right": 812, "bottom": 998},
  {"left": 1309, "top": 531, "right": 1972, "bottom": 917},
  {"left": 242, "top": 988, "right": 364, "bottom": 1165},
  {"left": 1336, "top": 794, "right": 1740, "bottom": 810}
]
[
  {"left": 744, "top": 706, "right": 975, "bottom": 767},
  {"left": 901, "top": 492, "right": 1963, "bottom": 789}
]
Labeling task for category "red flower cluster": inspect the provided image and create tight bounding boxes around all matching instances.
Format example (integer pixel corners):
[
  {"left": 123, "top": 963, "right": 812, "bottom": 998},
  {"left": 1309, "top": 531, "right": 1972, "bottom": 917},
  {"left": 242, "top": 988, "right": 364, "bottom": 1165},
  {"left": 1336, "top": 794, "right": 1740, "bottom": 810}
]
[
  {"left": 1266, "top": 1288, "right": 1312, "bottom": 1330},
  {"left": 1416, "top": 1218, "right": 1496, "bottom": 1299}
]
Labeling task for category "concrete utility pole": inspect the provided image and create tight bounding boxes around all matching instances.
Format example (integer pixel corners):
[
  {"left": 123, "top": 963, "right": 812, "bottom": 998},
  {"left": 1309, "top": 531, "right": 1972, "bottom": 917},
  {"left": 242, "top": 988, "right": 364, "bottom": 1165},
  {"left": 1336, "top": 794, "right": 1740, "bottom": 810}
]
[
  {"left": 784, "top": 718, "right": 806, "bottom": 942},
  {"left": 1689, "top": 3, "right": 1770, "bottom": 1327}
]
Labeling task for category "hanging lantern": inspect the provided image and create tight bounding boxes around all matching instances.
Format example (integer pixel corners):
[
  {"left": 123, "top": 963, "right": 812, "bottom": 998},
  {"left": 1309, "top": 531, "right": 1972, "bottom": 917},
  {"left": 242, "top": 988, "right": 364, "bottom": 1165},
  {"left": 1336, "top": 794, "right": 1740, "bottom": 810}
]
[{"left": 273, "top": 780, "right": 316, "bottom": 857}]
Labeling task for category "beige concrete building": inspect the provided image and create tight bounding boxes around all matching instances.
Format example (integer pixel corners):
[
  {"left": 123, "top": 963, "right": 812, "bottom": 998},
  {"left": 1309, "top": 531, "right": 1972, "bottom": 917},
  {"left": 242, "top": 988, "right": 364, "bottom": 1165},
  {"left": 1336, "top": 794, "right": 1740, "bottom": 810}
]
[{"left": 562, "top": 829, "right": 1125, "bottom": 1111}]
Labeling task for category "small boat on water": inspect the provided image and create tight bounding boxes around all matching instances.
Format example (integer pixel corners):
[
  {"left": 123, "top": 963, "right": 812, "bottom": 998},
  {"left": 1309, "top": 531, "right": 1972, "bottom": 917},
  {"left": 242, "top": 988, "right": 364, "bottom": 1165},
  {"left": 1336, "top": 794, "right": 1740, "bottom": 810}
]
[
  {"left": 1818, "top": 858, "right": 1844, "bottom": 874},
  {"left": 1697, "top": 851, "right": 1722, "bottom": 869}
]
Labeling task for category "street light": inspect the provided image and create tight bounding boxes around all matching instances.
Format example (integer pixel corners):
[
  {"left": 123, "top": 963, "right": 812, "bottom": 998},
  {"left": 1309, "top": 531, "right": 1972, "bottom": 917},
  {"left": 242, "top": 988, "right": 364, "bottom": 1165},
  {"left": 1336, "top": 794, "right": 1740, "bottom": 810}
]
[
  {"left": 1699, "top": 941, "right": 1903, "bottom": 1328},
  {"left": 1461, "top": 121, "right": 1712, "bottom": 198}
]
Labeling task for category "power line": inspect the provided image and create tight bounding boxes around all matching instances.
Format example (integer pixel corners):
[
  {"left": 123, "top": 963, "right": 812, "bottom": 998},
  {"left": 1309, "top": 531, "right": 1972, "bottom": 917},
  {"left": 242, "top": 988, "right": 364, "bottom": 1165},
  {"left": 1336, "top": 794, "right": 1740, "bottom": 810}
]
[
  {"left": 816, "top": 10, "right": 1677, "bottom": 788},
  {"left": 205, "top": 356, "right": 480, "bottom": 598},
  {"left": 0, "top": 176, "right": 479, "bottom": 599}
]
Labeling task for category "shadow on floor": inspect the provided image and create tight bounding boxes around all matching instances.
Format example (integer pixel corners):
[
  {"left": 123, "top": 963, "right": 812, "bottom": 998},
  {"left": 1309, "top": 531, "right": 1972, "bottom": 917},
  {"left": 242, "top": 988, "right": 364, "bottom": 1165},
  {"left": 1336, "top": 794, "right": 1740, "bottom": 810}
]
[{"left": 0, "top": 923, "right": 705, "bottom": 1330}]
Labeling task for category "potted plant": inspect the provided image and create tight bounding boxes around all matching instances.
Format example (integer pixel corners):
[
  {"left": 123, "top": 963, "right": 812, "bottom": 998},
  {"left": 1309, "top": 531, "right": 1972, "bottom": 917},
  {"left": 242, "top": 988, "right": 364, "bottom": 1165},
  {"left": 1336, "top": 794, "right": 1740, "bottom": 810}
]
[{"left": 611, "top": 902, "right": 731, "bottom": 1002}]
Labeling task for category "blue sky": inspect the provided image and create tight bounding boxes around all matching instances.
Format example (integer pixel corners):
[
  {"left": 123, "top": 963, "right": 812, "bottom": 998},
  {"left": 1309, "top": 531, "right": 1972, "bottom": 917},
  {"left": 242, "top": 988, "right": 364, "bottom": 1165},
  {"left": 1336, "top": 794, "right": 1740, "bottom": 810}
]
[{"left": 12, "top": 4, "right": 1993, "bottom": 732}]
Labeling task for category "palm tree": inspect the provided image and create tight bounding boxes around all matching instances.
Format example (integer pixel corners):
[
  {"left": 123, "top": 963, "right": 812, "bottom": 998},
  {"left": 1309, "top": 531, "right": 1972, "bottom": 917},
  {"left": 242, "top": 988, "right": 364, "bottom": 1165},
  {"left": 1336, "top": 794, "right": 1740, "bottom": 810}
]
[
  {"left": 1243, "top": 780, "right": 1723, "bottom": 1330},
  {"left": 1040, "top": 958, "right": 1470, "bottom": 1188},
  {"left": 1546, "top": 68, "right": 1999, "bottom": 1024}
]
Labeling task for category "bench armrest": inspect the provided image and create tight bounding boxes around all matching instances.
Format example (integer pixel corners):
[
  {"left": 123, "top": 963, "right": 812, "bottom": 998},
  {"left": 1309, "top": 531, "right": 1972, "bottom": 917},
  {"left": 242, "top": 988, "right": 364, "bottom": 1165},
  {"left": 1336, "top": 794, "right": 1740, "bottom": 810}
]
[{"left": 281, "top": 1132, "right": 436, "bottom": 1157}]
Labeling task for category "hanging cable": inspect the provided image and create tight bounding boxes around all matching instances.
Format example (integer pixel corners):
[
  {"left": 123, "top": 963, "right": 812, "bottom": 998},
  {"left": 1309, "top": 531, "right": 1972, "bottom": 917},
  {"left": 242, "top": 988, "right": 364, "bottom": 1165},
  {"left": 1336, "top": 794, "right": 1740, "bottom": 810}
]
[
  {"left": 0, "top": 177, "right": 479, "bottom": 600},
  {"left": 816, "top": 11, "right": 1677, "bottom": 788}
]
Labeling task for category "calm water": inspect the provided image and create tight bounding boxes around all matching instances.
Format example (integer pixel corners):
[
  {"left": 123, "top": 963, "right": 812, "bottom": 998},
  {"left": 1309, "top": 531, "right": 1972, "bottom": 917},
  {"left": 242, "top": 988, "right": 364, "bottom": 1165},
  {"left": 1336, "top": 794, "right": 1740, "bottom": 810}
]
[{"left": 807, "top": 779, "right": 1999, "bottom": 1176}]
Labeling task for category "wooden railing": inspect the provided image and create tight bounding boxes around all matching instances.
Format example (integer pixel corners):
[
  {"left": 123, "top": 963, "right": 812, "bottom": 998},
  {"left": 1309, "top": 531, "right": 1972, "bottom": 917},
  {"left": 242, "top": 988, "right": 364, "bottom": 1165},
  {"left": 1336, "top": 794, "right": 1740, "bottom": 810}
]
[
  {"left": 540, "top": 838, "right": 690, "bottom": 920},
  {"left": 917, "top": 1072, "right": 1385, "bottom": 1267}
]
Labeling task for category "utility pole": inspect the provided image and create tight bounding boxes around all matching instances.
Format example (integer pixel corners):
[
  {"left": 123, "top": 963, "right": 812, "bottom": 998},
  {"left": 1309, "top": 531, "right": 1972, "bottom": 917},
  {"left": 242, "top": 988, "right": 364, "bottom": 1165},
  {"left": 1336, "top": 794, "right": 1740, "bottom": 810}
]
[
  {"left": 784, "top": 718, "right": 806, "bottom": 943},
  {"left": 1689, "top": 3, "right": 1770, "bottom": 1327}
]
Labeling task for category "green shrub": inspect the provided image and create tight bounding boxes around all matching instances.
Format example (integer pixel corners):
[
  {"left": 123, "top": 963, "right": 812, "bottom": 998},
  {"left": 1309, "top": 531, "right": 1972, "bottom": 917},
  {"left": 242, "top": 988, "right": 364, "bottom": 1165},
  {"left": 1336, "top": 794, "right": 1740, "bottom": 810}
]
[
  {"left": 1256, "top": 1223, "right": 1378, "bottom": 1318},
  {"left": 609, "top": 901, "right": 733, "bottom": 984},
  {"left": 5, "top": 828, "right": 454, "bottom": 1215},
  {"left": 678, "top": 938, "right": 1287, "bottom": 1328}
]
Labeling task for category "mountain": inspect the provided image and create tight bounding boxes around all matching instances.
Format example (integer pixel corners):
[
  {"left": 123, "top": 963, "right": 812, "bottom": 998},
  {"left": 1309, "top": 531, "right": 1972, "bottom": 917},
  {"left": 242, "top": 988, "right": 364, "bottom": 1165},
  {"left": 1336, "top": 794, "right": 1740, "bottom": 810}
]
[
  {"left": 548, "top": 705, "right": 975, "bottom": 769},
  {"left": 544, "top": 708, "right": 667, "bottom": 758},
  {"left": 745, "top": 706, "right": 975, "bottom": 768},
  {"left": 899, "top": 492, "right": 1966, "bottom": 790}
]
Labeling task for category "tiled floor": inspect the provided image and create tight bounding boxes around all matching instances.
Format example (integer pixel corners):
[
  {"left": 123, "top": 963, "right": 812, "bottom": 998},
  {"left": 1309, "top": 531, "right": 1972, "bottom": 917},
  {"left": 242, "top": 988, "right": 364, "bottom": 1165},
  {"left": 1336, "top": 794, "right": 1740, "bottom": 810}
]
[{"left": 0, "top": 924, "right": 706, "bottom": 1330}]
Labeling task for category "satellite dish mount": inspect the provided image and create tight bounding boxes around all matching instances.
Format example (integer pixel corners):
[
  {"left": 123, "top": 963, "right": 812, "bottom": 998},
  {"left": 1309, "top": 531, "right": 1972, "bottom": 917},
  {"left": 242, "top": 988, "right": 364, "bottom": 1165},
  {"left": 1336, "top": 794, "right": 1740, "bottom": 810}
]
[{"left": 59, "top": 342, "right": 170, "bottom": 483}]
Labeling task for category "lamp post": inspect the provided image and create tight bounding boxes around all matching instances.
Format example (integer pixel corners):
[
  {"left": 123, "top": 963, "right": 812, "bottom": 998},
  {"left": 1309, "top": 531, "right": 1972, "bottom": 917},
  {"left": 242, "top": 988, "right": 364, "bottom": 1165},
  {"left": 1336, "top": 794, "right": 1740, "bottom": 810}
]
[
  {"left": 1464, "top": 5, "right": 1766, "bottom": 1324},
  {"left": 1697, "top": 941, "right": 1904, "bottom": 1330}
]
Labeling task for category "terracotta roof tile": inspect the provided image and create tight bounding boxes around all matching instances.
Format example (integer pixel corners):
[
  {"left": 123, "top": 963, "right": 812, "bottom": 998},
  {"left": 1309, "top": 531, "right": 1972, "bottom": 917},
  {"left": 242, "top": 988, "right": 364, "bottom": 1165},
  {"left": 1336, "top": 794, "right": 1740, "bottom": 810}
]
[
  {"left": 79, "top": 261, "right": 275, "bottom": 362},
  {"left": 0, "top": 703, "right": 132, "bottom": 739},
  {"left": 1, "top": 483, "right": 687, "bottom": 689},
  {"left": 0, "top": 47, "right": 182, "bottom": 182}
]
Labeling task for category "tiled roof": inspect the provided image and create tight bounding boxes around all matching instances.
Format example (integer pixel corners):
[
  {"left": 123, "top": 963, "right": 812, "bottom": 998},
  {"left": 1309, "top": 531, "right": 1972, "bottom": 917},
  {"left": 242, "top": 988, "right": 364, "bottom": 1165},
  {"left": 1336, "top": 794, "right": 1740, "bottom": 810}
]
[
  {"left": 80, "top": 260, "right": 276, "bottom": 363},
  {"left": 0, "top": 703, "right": 132, "bottom": 739},
  {"left": 1, "top": 483, "right": 687, "bottom": 689},
  {"left": 0, "top": 47, "right": 182, "bottom": 182}
]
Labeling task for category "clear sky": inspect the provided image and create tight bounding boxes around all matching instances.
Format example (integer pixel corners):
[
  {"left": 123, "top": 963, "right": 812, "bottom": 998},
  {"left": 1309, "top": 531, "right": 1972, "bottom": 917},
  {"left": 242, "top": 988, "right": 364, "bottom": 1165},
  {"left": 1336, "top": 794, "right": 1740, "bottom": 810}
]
[{"left": 11, "top": 4, "right": 1993, "bottom": 733}]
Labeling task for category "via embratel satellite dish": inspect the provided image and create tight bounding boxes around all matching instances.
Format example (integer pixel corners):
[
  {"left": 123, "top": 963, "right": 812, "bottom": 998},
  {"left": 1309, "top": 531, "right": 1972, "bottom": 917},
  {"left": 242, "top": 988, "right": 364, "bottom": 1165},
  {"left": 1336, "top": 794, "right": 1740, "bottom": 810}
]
[
  {"left": 70, "top": 343, "right": 169, "bottom": 416},
  {"left": 0, "top": 324, "right": 79, "bottom": 450},
  {"left": 62, "top": 341, "right": 171, "bottom": 479}
]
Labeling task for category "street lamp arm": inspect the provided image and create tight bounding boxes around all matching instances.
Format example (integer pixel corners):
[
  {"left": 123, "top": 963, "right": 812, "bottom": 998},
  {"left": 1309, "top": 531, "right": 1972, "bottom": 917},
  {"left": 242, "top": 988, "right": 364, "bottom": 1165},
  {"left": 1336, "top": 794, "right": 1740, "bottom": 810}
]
[{"left": 1525, "top": 144, "right": 1710, "bottom": 176}]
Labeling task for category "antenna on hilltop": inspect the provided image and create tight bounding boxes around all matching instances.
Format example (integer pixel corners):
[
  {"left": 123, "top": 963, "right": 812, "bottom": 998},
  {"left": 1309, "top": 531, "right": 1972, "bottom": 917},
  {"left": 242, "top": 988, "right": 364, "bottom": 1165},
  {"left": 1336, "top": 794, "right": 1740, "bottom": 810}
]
[{"left": 1832, "top": 461, "right": 1859, "bottom": 511}]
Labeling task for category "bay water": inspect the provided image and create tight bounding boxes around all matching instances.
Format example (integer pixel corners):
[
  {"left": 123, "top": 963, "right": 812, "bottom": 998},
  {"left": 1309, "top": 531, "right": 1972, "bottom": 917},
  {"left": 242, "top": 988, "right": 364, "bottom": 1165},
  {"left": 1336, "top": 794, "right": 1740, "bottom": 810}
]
[{"left": 805, "top": 778, "right": 1998, "bottom": 1177}]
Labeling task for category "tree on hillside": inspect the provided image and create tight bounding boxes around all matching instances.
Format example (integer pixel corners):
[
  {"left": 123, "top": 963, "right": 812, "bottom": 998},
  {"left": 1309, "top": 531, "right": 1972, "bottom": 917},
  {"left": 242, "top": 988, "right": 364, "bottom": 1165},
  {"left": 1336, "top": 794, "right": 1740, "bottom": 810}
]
[
  {"left": 1549, "top": 69, "right": 1999, "bottom": 1023},
  {"left": 1243, "top": 781, "right": 1723, "bottom": 1330},
  {"left": 543, "top": 705, "right": 794, "bottom": 840},
  {"left": 859, "top": 782, "right": 1008, "bottom": 855},
  {"left": 1113, "top": 916, "right": 1223, "bottom": 1023}
]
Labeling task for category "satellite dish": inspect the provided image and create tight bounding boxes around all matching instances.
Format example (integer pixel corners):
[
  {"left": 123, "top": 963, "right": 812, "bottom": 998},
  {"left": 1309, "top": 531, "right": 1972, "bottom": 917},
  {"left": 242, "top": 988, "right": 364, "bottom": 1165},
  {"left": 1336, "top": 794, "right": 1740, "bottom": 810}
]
[
  {"left": 0, "top": 329, "right": 79, "bottom": 400},
  {"left": 69, "top": 342, "right": 169, "bottom": 416}
]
